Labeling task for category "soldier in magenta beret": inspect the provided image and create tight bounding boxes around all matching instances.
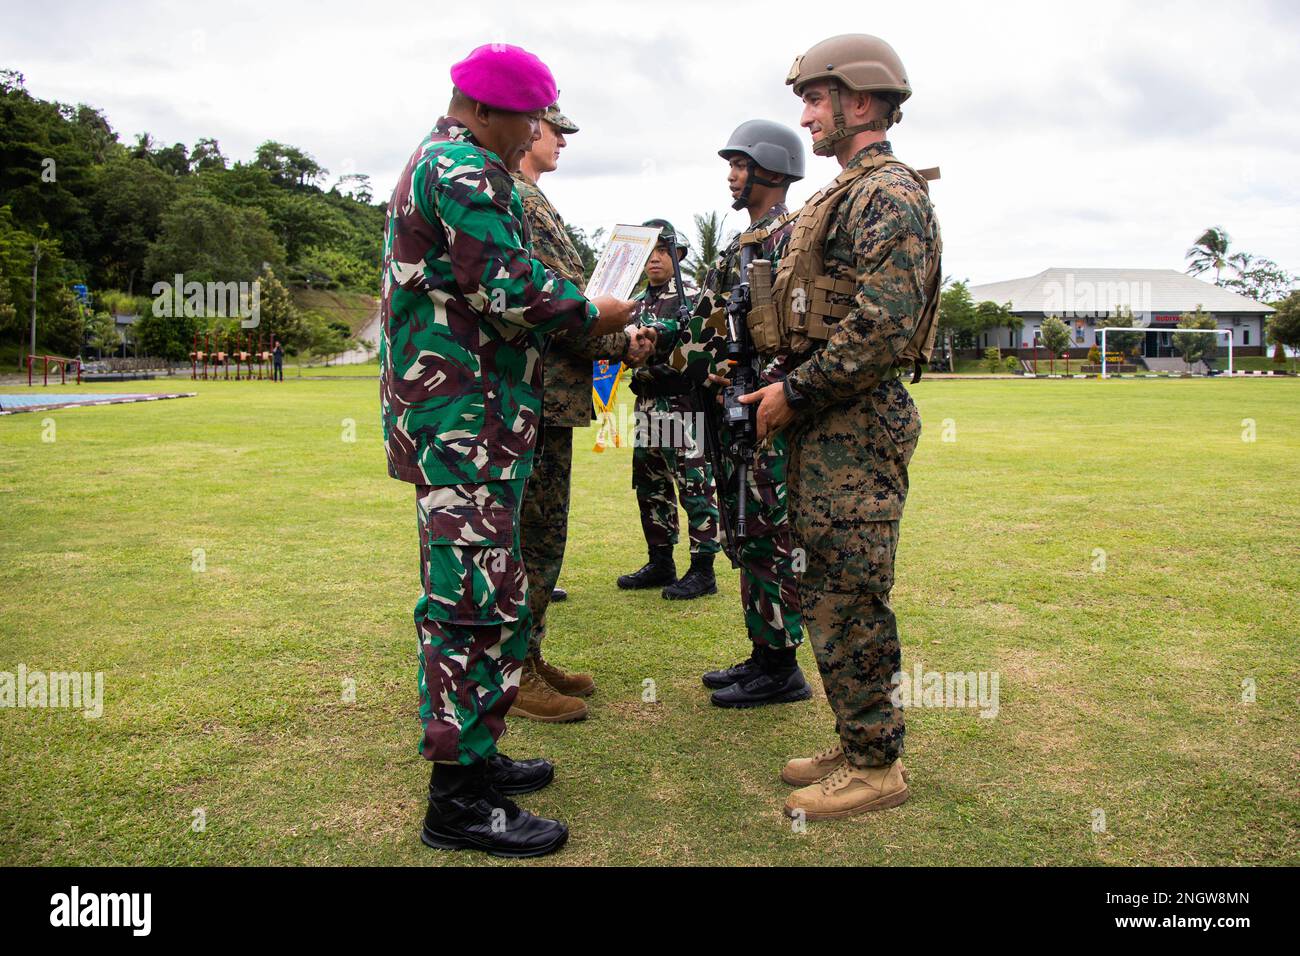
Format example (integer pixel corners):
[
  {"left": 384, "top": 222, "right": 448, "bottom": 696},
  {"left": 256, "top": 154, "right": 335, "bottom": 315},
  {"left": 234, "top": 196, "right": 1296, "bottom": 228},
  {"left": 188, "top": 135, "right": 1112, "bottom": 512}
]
[{"left": 380, "top": 42, "right": 636, "bottom": 858}]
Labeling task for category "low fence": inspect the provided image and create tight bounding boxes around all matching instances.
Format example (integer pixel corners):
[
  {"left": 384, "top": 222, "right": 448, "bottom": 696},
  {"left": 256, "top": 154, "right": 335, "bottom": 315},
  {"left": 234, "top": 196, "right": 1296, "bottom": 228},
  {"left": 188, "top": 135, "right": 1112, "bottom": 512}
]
[{"left": 81, "top": 357, "right": 187, "bottom": 375}]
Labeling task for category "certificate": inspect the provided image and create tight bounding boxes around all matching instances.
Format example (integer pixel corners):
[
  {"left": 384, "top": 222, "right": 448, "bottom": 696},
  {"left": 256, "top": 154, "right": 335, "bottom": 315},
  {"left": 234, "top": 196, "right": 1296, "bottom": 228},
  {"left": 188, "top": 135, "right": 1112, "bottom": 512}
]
[{"left": 584, "top": 223, "right": 662, "bottom": 300}]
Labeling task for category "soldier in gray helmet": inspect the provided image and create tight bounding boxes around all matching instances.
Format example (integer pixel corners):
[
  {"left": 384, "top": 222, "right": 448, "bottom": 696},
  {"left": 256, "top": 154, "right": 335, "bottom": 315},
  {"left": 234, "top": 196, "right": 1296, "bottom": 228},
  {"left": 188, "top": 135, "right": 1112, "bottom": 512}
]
[
  {"left": 645, "top": 119, "right": 816, "bottom": 707},
  {"left": 720, "top": 118, "right": 806, "bottom": 211}
]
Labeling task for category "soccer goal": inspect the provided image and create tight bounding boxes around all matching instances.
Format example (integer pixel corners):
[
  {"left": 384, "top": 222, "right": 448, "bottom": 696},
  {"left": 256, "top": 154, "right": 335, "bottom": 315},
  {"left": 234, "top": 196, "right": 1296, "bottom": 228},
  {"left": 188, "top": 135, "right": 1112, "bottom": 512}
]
[{"left": 1098, "top": 327, "right": 1234, "bottom": 378}]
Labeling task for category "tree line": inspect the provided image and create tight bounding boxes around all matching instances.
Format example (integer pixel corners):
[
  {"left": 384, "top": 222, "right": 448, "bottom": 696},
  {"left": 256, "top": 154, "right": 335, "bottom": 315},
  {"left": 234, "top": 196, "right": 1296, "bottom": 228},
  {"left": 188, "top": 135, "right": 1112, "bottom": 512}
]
[{"left": 0, "top": 68, "right": 384, "bottom": 364}]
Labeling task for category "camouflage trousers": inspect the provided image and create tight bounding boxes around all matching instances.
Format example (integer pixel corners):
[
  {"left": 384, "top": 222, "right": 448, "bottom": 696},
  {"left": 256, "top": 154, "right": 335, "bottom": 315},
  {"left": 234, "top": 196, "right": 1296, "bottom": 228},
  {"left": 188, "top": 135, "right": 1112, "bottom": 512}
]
[
  {"left": 414, "top": 479, "right": 530, "bottom": 765},
  {"left": 717, "top": 429, "right": 803, "bottom": 650},
  {"left": 519, "top": 424, "right": 573, "bottom": 655},
  {"left": 786, "top": 379, "right": 920, "bottom": 768},
  {"left": 631, "top": 394, "right": 721, "bottom": 556}
]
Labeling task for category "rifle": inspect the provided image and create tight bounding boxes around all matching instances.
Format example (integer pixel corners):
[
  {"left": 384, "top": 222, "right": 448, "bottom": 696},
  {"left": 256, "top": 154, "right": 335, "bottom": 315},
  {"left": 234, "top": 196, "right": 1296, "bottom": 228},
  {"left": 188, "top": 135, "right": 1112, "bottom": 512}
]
[{"left": 691, "top": 242, "right": 763, "bottom": 568}]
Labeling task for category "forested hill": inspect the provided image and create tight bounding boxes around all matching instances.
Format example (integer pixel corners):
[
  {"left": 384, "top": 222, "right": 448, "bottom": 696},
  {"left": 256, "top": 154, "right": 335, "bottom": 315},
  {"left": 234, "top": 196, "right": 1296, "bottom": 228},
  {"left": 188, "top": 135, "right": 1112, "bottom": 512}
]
[{"left": 0, "top": 68, "right": 384, "bottom": 361}]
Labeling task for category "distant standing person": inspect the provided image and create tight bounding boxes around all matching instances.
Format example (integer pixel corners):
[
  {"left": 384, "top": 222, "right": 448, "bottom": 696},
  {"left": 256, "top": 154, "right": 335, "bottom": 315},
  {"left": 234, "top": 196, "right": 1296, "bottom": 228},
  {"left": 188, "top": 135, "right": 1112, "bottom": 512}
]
[{"left": 272, "top": 340, "right": 284, "bottom": 381}]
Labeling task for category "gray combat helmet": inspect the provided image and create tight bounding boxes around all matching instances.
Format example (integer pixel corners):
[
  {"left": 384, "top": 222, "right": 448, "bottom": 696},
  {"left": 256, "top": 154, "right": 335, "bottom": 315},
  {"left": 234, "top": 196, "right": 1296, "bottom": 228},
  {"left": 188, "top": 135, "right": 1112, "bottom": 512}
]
[{"left": 718, "top": 119, "right": 805, "bottom": 210}]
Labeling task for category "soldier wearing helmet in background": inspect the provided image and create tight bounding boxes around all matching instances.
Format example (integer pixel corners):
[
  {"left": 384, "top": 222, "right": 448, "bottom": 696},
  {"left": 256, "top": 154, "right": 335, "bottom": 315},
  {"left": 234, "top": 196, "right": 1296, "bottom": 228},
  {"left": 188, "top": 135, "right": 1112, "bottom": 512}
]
[
  {"left": 739, "top": 35, "right": 943, "bottom": 818},
  {"left": 671, "top": 120, "right": 815, "bottom": 709},
  {"left": 617, "top": 220, "right": 722, "bottom": 601}
]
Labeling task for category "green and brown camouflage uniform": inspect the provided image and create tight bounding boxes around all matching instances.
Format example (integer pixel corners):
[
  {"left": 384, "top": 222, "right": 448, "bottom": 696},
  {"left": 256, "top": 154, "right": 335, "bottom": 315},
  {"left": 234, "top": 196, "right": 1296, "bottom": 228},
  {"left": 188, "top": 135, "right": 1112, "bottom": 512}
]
[
  {"left": 649, "top": 204, "right": 803, "bottom": 651},
  {"left": 628, "top": 271, "right": 721, "bottom": 558},
  {"left": 380, "top": 117, "right": 599, "bottom": 765},
  {"left": 513, "top": 170, "right": 629, "bottom": 655},
  {"left": 782, "top": 141, "right": 940, "bottom": 768}
]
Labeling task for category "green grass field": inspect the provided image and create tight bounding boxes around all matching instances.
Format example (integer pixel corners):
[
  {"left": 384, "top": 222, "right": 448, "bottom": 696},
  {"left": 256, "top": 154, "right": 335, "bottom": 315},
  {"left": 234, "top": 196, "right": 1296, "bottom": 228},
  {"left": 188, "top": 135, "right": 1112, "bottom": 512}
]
[{"left": 1, "top": 377, "right": 1296, "bottom": 866}]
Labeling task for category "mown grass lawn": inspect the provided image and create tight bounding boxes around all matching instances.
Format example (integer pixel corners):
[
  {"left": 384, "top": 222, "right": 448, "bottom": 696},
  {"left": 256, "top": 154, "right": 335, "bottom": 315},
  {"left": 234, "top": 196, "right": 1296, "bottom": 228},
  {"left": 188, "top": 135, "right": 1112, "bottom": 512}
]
[{"left": 0, "top": 376, "right": 1295, "bottom": 867}]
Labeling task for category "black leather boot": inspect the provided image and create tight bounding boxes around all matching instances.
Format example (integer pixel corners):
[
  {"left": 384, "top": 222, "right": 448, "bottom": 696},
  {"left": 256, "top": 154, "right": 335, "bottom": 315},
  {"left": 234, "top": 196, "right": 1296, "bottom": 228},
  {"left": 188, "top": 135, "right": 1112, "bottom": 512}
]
[
  {"left": 710, "top": 645, "right": 812, "bottom": 708},
  {"left": 485, "top": 752, "right": 554, "bottom": 795},
  {"left": 702, "top": 644, "right": 762, "bottom": 689},
  {"left": 617, "top": 545, "right": 677, "bottom": 590},
  {"left": 662, "top": 552, "right": 717, "bottom": 600},
  {"left": 423, "top": 762, "right": 568, "bottom": 858}
]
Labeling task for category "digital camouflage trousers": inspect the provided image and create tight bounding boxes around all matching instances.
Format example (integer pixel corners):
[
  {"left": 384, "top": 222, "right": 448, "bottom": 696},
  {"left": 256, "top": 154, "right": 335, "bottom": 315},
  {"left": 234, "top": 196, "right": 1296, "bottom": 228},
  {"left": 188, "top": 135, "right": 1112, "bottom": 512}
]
[
  {"left": 519, "top": 424, "right": 573, "bottom": 655},
  {"left": 786, "top": 379, "right": 920, "bottom": 767}
]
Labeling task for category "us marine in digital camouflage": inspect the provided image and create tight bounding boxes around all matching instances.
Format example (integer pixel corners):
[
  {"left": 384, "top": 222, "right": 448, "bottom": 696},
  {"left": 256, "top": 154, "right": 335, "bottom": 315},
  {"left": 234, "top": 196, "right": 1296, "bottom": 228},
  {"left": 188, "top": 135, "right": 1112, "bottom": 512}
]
[
  {"left": 511, "top": 102, "right": 657, "bottom": 724},
  {"left": 379, "top": 43, "right": 635, "bottom": 858},
  {"left": 617, "top": 220, "right": 724, "bottom": 601},
  {"left": 739, "top": 34, "right": 943, "bottom": 819}
]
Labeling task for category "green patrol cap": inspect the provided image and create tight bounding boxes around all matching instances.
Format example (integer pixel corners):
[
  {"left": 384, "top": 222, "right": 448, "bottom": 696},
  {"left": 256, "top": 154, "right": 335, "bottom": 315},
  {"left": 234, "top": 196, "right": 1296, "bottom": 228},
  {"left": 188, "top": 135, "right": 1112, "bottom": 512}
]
[{"left": 543, "top": 103, "right": 579, "bottom": 133}]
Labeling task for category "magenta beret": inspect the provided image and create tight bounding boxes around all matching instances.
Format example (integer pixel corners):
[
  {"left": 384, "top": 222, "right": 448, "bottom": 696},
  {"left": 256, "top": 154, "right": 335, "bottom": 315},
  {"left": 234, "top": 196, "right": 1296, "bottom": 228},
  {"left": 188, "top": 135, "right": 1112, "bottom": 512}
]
[{"left": 450, "top": 43, "right": 558, "bottom": 113}]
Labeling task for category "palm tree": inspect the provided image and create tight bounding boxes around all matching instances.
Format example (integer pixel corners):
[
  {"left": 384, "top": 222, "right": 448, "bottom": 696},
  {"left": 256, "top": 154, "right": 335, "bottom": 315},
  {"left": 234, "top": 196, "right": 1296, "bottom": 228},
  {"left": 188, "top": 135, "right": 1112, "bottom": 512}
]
[
  {"left": 1186, "top": 227, "right": 1232, "bottom": 284},
  {"left": 690, "top": 211, "right": 733, "bottom": 286}
]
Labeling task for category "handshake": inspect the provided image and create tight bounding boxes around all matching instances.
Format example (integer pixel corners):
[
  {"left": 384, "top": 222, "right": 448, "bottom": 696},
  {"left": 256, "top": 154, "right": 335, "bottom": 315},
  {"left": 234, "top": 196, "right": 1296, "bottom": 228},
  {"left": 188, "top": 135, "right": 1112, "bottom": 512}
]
[
  {"left": 588, "top": 293, "right": 659, "bottom": 368},
  {"left": 623, "top": 326, "right": 658, "bottom": 367}
]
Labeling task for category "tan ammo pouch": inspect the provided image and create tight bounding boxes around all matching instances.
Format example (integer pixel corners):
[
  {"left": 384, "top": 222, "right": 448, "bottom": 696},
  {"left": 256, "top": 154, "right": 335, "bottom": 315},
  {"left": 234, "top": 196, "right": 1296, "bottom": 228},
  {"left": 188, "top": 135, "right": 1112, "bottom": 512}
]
[
  {"left": 745, "top": 259, "right": 783, "bottom": 354},
  {"left": 897, "top": 242, "right": 943, "bottom": 381}
]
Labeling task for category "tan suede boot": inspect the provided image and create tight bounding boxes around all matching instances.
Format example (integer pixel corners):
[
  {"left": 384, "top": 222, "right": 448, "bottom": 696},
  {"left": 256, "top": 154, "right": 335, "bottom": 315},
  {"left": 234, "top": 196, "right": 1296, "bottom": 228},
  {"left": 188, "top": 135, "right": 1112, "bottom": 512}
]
[
  {"left": 783, "top": 760, "right": 910, "bottom": 820},
  {"left": 781, "top": 745, "right": 910, "bottom": 787},
  {"left": 780, "top": 744, "right": 846, "bottom": 786},
  {"left": 509, "top": 659, "right": 588, "bottom": 723},
  {"left": 533, "top": 653, "right": 595, "bottom": 698}
]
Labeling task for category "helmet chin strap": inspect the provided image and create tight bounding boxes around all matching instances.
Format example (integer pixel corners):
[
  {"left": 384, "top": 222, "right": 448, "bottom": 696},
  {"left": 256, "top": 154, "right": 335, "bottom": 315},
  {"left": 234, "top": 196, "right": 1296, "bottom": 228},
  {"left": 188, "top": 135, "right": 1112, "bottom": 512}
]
[
  {"left": 811, "top": 84, "right": 903, "bottom": 157},
  {"left": 731, "top": 158, "right": 789, "bottom": 210}
]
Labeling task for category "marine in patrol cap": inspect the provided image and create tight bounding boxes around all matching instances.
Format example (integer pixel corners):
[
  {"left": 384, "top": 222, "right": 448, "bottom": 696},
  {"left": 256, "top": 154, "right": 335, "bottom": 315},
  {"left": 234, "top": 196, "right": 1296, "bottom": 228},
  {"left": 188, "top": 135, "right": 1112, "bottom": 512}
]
[{"left": 542, "top": 103, "right": 579, "bottom": 133}]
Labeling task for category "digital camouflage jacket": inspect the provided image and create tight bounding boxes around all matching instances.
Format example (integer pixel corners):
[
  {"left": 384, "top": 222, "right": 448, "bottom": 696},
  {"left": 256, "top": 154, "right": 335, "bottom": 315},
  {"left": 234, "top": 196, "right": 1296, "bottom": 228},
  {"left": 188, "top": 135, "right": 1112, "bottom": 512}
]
[
  {"left": 783, "top": 142, "right": 940, "bottom": 410},
  {"left": 512, "top": 171, "right": 629, "bottom": 427}
]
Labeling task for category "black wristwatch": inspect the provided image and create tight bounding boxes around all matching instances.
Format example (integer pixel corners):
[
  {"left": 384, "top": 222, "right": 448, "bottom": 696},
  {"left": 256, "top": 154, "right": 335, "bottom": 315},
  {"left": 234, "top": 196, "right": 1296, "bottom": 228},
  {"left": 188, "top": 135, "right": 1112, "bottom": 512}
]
[{"left": 783, "top": 378, "right": 810, "bottom": 411}]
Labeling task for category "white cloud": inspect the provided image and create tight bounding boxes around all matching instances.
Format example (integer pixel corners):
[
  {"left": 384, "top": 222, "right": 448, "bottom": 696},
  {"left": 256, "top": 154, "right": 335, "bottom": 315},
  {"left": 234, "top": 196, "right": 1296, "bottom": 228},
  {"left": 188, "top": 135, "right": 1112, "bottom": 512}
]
[{"left": 3, "top": 0, "right": 1297, "bottom": 285}]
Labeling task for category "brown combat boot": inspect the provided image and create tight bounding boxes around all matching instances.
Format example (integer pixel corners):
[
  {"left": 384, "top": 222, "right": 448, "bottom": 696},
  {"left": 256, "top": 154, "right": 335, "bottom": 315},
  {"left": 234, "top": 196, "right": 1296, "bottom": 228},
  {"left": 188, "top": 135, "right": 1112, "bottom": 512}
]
[
  {"left": 783, "top": 759, "right": 909, "bottom": 820},
  {"left": 780, "top": 744, "right": 846, "bottom": 786},
  {"left": 781, "top": 745, "right": 910, "bottom": 787},
  {"left": 532, "top": 653, "right": 595, "bottom": 698},
  {"left": 509, "top": 659, "right": 588, "bottom": 723}
]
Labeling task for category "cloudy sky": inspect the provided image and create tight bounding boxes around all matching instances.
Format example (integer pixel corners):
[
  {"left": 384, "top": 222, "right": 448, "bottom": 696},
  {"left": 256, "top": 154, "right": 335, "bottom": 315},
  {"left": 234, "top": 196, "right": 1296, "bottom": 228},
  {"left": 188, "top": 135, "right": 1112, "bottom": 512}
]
[{"left": 3, "top": 0, "right": 1297, "bottom": 285}]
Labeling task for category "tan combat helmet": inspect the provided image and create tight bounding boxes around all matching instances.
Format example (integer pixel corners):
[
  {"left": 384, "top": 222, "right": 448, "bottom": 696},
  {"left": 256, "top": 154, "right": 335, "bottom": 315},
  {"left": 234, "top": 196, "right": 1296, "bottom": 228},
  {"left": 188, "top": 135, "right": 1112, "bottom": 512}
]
[{"left": 786, "top": 34, "right": 911, "bottom": 156}]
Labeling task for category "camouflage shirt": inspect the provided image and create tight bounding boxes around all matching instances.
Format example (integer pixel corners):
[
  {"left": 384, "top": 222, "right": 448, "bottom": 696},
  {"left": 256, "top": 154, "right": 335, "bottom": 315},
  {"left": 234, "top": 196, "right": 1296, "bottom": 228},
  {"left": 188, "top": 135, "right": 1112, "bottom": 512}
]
[
  {"left": 691, "top": 202, "right": 795, "bottom": 387},
  {"left": 379, "top": 117, "right": 597, "bottom": 485},
  {"left": 512, "top": 171, "right": 630, "bottom": 427},
  {"left": 784, "top": 142, "right": 940, "bottom": 409},
  {"left": 629, "top": 271, "right": 699, "bottom": 398}
]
